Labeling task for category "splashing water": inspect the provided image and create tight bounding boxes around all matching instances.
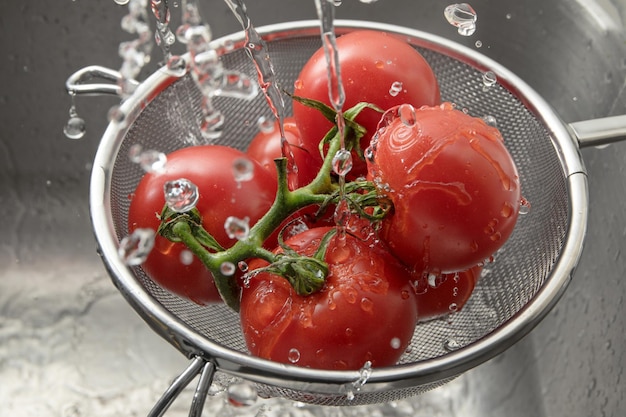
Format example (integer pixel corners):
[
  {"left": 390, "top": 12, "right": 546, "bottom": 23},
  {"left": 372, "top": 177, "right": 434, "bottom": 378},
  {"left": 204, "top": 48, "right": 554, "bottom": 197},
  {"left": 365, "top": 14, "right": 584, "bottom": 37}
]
[
  {"left": 118, "top": 0, "right": 153, "bottom": 96},
  {"left": 444, "top": 3, "right": 478, "bottom": 36},
  {"left": 398, "top": 103, "right": 416, "bottom": 127},
  {"left": 163, "top": 178, "right": 200, "bottom": 213},
  {"left": 118, "top": 228, "right": 155, "bottom": 265},
  {"left": 129, "top": 144, "right": 167, "bottom": 172},
  {"left": 224, "top": 216, "right": 250, "bottom": 240}
]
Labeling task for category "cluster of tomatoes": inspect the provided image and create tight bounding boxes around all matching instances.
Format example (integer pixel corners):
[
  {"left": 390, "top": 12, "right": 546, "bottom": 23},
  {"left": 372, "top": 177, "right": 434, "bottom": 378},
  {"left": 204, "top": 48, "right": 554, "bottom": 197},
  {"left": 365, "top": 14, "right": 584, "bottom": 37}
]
[{"left": 128, "top": 30, "right": 521, "bottom": 370}]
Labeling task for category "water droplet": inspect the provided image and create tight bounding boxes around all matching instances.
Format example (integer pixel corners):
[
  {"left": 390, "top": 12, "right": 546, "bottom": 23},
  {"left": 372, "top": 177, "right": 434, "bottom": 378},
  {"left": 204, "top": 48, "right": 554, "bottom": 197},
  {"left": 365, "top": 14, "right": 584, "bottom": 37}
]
[
  {"left": 179, "top": 249, "right": 194, "bottom": 265},
  {"left": 390, "top": 337, "right": 401, "bottom": 349},
  {"left": 64, "top": 116, "right": 87, "bottom": 140},
  {"left": 353, "top": 361, "right": 372, "bottom": 390},
  {"left": 224, "top": 216, "right": 250, "bottom": 240},
  {"left": 505, "top": 13, "right": 512, "bottom": 20},
  {"left": 482, "top": 71, "right": 497, "bottom": 89},
  {"left": 398, "top": 103, "right": 416, "bottom": 126},
  {"left": 220, "top": 261, "right": 236, "bottom": 276},
  {"left": 443, "top": 337, "right": 461, "bottom": 351},
  {"left": 227, "top": 381, "right": 258, "bottom": 407},
  {"left": 388, "top": 81, "right": 403, "bottom": 97},
  {"left": 163, "top": 178, "right": 199, "bottom": 213},
  {"left": 165, "top": 55, "right": 187, "bottom": 77},
  {"left": 483, "top": 115, "right": 498, "bottom": 127},
  {"left": 118, "top": 228, "right": 155, "bottom": 265},
  {"left": 114, "top": 0, "right": 130, "bottom": 5},
  {"left": 519, "top": 197, "right": 531, "bottom": 214},
  {"left": 475, "top": 40, "right": 483, "bottom": 48},
  {"left": 332, "top": 149, "right": 353, "bottom": 176},
  {"left": 257, "top": 116, "right": 275, "bottom": 133},
  {"left": 107, "top": 105, "right": 126, "bottom": 124},
  {"left": 238, "top": 261, "right": 249, "bottom": 272},
  {"left": 359, "top": 0, "right": 379, "bottom": 3},
  {"left": 232, "top": 157, "right": 255, "bottom": 183},
  {"left": 360, "top": 297, "right": 374, "bottom": 312},
  {"left": 444, "top": 3, "right": 478, "bottom": 36},
  {"left": 448, "top": 303, "right": 459, "bottom": 312},
  {"left": 129, "top": 144, "right": 167, "bottom": 173},
  {"left": 288, "top": 348, "right": 301, "bottom": 363}
]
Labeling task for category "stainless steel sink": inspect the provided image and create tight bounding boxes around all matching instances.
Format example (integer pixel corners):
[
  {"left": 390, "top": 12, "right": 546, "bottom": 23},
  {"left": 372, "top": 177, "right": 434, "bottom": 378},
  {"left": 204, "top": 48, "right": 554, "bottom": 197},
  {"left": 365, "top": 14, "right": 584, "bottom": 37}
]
[{"left": 1, "top": 0, "right": 624, "bottom": 416}]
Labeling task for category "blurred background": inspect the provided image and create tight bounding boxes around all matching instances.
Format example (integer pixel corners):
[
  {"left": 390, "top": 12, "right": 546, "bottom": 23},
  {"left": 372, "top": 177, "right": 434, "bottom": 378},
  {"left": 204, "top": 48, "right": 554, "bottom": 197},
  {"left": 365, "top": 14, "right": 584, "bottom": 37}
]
[{"left": 0, "top": 1, "right": 624, "bottom": 416}]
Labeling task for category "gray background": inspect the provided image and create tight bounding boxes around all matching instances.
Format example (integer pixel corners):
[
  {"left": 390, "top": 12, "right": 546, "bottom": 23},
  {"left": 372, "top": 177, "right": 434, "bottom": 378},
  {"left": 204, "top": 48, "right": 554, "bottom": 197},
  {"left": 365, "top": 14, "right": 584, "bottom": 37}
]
[{"left": 1, "top": 1, "right": 624, "bottom": 416}]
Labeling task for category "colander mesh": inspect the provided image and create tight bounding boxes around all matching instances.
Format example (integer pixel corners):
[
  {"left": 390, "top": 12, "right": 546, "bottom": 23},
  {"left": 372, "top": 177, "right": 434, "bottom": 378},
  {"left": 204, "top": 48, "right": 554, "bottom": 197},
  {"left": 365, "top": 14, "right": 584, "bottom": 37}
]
[{"left": 106, "top": 30, "right": 568, "bottom": 405}]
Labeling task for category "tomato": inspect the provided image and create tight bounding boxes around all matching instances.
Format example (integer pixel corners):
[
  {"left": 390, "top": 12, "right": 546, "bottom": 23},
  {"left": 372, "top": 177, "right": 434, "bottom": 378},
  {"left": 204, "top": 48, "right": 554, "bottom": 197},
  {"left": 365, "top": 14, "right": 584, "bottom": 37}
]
[
  {"left": 246, "top": 117, "right": 322, "bottom": 189},
  {"left": 240, "top": 226, "right": 418, "bottom": 370},
  {"left": 367, "top": 103, "right": 521, "bottom": 274},
  {"left": 413, "top": 266, "right": 482, "bottom": 322},
  {"left": 293, "top": 30, "right": 441, "bottom": 179},
  {"left": 128, "top": 145, "right": 277, "bottom": 305}
]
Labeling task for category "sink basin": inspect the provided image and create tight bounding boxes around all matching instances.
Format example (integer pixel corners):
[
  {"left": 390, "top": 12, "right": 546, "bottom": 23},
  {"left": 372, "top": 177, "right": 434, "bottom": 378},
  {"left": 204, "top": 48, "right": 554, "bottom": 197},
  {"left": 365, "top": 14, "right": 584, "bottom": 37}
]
[{"left": 1, "top": 0, "right": 624, "bottom": 416}]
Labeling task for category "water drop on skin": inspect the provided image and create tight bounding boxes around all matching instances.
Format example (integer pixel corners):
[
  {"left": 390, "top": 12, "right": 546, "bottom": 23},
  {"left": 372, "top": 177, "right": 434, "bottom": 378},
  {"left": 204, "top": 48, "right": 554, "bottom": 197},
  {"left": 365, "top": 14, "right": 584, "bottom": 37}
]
[
  {"left": 163, "top": 178, "right": 199, "bottom": 213},
  {"left": 118, "top": 228, "right": 155, "bottom": 265},
  {"left": 444, "top": 3, "right": 478, "bottom": 36}
]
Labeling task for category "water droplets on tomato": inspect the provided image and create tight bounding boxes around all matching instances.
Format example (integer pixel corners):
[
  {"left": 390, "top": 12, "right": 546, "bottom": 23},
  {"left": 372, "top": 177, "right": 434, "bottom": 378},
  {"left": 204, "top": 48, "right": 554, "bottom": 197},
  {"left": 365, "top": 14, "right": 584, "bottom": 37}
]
[
  {"left": 388, "top": 81, "right": 403, "bottom": 97},
  {"left": 288, "top": 348, "right": 301, "bottom": 363},
  {"left": 163, "top": 178, "right": 199, "bottom": 213}
]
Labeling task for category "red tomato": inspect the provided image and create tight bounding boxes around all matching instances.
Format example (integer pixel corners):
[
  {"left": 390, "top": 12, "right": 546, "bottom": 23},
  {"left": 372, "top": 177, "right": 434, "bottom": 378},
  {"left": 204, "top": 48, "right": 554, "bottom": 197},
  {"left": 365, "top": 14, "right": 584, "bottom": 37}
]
[
  {"left": 293, "top": 30, "right": 441, "bottom": 179},
  {"left": 413, "top": 266, "right": 482, "bottom": 322},
  {"left": 246, "top": 117, "right": 322, "bottom": 189},
  {"left": 240, "top": 227, "right": 418, "bottom": 370},
  {"left": 367, "top": 103, "right": 521, "bottom": 274},
  {"left": 128, "top": 145, "right": 277, "bottom": 305}
]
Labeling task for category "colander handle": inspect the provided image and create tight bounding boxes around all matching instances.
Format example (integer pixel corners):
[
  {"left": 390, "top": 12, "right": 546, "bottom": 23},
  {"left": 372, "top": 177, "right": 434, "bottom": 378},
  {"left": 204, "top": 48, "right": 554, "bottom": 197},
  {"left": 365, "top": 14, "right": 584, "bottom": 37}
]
[
  {"left": 65, "top": 65, "right": 139, "bottom": 96},
  {"left": 568, "top": 115, "right": 626, "bottom": 148},
  {"left": 147, "top": 356, "right": 216, "bottom": 417}
]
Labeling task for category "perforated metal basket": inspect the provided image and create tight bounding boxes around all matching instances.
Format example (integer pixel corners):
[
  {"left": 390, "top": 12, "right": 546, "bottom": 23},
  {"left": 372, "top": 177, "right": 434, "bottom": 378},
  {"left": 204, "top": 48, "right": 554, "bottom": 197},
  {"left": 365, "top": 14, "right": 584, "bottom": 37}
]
[{"left": 79, "top": 20, "right": 626, "bottom": 413}]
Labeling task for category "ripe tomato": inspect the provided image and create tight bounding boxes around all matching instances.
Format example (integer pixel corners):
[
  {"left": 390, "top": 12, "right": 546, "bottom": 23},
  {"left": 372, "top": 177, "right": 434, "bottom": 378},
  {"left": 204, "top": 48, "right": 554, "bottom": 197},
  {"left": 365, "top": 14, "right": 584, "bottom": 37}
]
[
  {"left": 293, "top": 30, "right": 441, "bottom": 178},
  {"left": 128, "top": 145, "right": 277, "bottom": 305},
  {"left": 367, "top": 103, "right": 521, "bottom": 274},
  {"left": 246, "top": 117, "right": 322, "bottom": 189},
  {"left": 413, "top": 266, "right": 482, "bottom": 322},
  {"left": 240, "top": 227, "right": 418, "bottom": 370}
]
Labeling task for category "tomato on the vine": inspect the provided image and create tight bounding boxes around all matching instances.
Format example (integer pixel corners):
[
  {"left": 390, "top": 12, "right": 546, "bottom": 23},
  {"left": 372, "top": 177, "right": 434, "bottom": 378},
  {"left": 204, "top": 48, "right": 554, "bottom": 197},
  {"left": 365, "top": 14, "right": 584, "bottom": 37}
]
[
  {"left": 240, "top": 226, "right": 417, "bottom": 370},
  {"left": 367, "top": 103, "right": 521, "bottom": 274},
  {"left": 293, "top": 30, "right": 441, "bottom": 178},
  {"left": 413, "top": 266, "right": 482, "bottom": 322},
  {"left": 246, "top": 116, "right": 321, "bottom": 189},
  {"left": 128, "top": 145, "right": 277, "bottom": 305}
]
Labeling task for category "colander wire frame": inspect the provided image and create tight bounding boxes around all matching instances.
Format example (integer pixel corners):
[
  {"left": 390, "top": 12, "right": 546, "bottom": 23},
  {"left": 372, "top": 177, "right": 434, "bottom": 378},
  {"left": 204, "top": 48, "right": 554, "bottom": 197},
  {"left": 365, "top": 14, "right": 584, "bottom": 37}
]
[{"left": 89, "top": 20, "right": 587, "bottom": 407}]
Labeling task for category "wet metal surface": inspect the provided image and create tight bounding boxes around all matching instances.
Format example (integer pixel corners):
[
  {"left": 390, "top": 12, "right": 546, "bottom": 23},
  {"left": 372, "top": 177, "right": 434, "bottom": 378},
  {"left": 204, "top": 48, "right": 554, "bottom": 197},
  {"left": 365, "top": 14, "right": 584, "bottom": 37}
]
[{"left": 1, "top": 1, "right": 624, "bottom": 416}]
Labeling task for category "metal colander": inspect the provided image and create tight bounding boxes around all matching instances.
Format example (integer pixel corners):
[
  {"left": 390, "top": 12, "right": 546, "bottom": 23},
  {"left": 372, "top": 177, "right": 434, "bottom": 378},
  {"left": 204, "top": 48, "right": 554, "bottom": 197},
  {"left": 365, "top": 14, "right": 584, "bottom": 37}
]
[{"left": 81, "top": 20, "right": 625, "bottom": 412}]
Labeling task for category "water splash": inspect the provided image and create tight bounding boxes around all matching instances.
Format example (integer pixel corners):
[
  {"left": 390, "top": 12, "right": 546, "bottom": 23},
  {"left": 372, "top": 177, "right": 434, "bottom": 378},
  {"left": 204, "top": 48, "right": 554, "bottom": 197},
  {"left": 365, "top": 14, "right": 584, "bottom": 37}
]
[
  {"left": 444, "top": 3, "right": 478, "bottom": 36},
  {"left": 118, "top": 228, "right": 155, "bottom": 265},
  {"left": 129, "top": 144, "right": 167, "bottom": 173},
  {"left": 163, "top": 178, "right": 200, "bottom": 213},
  {"left": 118, "top": 0, "right": 153, "bottom": 97}
]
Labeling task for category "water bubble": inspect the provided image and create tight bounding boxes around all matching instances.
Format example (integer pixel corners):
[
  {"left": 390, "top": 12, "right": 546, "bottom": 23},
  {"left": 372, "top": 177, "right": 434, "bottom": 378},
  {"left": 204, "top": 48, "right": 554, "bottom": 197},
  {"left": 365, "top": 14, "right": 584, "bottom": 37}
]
[
  {"left": 164, "top": 178, "right": 199, "bottom": 213},
  {"left": 129, "top": 144, "right": 167, "bottom": 173},
  {"left": 519, "top": 197, "right": 531, "bottom": 215},
  {"left": 232, "top": 157, "right": 255, "bottom": 183},
  {"left": 224, "top": 216, "right": 250, "bottom": 240},
  {"left": 179, "top": 249, "right": 194, "bottom": 265},
  {"left": 444, "top": 3, "right": 478, "bottom": 36},
  {"left": 332, "top": 149, "right": 353, "bottom": 176},
  {"left": 482, "top": 71, "right": 497, "bottom": 89},
  {"left": 398, "top": 103, "right": 416, "bottom": 126},
  {"left": 390, "top": 337, "right": 401, "bottom": 349},
  {"left": 64, "top": 115, "right": 86, "bottom": 140},
  {"left": 388, "top": 81, "right": 403, "bottom": 97},
  {"left": 288, "top": 348, "right": 301, "bottom": 363},
  {"left": 226, "top": 381, "right": 258, "bottom": 407},
  {"left": 220, "top": 261, "right": 236, "bottom": 276},
  {"left": 118, "top": 228, "right": 155, "bottom": 266},
  {"left": 443, "top": 337, "right": 461, "bottom": 351},
  {"left": 257, "top": 116, "right": 275, "bottom": 133}
]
